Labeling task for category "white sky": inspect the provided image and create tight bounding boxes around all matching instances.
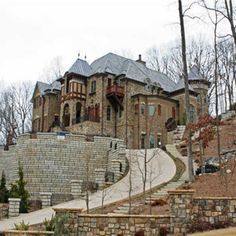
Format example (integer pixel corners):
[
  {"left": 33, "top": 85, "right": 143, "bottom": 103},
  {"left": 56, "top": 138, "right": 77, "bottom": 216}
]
[{"left": 0, "top": 0, "right": 218, "bottom": 85}]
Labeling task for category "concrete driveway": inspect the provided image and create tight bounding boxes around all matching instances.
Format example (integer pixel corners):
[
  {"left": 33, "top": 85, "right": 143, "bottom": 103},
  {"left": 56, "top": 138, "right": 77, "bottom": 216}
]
[{"left": 0, "top": 148, "right": 176, "bottom": 231}]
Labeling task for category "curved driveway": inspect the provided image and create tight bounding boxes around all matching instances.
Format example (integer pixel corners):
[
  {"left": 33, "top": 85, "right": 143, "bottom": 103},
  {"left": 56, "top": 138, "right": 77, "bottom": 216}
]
[{"left": 0, "top": 148, "right": 176, "bottom": 231}]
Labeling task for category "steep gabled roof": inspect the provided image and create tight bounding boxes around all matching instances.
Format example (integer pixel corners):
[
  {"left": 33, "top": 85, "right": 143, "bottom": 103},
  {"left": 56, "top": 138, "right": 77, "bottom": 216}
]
[
  {"left": 67, "top": 58, "right": 92, "bottom": 77},
  {"left": 170, "top": 79, "right": 195, "bottom": 93},
  {"left": 32, "top": 81, "right": 61, "bottom": 101},
  {"left": 90, "top": 53, "right": 176, "bottom": 92},
  {"left": 188, "top": 64, "right": 204, "bottom": 81}
]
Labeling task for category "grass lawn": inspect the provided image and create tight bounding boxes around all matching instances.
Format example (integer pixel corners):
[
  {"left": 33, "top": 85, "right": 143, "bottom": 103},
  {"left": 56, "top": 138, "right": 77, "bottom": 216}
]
[{"left": 189, "top": 227, "right": 236, "bottom": 236}]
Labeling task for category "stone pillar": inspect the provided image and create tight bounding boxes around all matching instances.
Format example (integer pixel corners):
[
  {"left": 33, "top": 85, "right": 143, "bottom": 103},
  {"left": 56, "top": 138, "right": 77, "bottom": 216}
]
[
  {"left": 40, "top": 192, "right": 52, "bottom": 208},
  {"left": 70, "top": 180, "right": 83, "bottom": 198},
  {"left": 168, "top": 189, "right": 195, "bottom": 235},
  {"left": 8, "top": 198, "right": 21, "bottom": 217},
  {"left": 95, "top": 168, "right": 106, "bottom": 189},
  {"left": 112, "top": 160, "right": 122, "bottom": 182},
  {"left": 118, "top": 145, "right": 127, "bottom": 173}
]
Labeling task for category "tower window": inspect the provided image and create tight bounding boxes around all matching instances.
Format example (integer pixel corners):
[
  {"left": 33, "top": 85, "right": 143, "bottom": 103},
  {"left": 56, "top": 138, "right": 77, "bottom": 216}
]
[{"left": 91, "top": 80, "right": 96, "bottom": 93}]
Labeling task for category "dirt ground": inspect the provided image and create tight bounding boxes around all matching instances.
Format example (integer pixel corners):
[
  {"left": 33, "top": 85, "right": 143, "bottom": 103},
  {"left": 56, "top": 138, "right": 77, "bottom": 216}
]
[
  {"left": 186, "top": 116, "right": 236, "bottom": 197},
  {"left": 188, "top": 227, "right": 236, "bottom": 236}
]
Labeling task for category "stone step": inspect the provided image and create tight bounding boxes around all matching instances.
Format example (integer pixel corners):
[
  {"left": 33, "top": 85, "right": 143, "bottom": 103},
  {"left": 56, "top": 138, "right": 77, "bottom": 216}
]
[{"left": 113, "top": 210, "right": 129, "bottom": 214}]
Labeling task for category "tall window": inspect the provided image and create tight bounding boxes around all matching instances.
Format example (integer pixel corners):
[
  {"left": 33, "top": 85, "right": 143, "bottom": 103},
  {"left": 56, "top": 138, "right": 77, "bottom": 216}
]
[
  {"left": 158, "top": 105, "right": 161, "bottom": 116},
  {"left": 157, "top": 135, "right": 161, "bottom": 147},
  {"left": 91, "top": 80, "right": 96, "bottom": 93},
  {"left": 190, "top": 105, "right": 195, "bottom": 123},
  {"left": 107, "top": 105, "right": 111, "bottom": 121},
  {"left": 148, "top": 105, "right": 155, "bottom": 116},
  {"left": 141, "top": 134, "right": 145, "bottom": 149},
  {"left": 172, "top": 107, "right": 176, "bottom": 119},
  {"left": 141, "top": 104, "right": 145, "bottom": 114},
  {"left": 149, "top": 134, "right": 155, "bottom": 148}
]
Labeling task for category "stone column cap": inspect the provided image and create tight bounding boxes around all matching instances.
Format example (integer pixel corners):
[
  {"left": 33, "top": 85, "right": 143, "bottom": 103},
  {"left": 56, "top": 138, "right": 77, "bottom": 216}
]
[
  {"left": 8, "top": 198, "right": 21, "bottom": 202},
  {"left": 168, "top": 189, "right": 195, "bottom": 195}
]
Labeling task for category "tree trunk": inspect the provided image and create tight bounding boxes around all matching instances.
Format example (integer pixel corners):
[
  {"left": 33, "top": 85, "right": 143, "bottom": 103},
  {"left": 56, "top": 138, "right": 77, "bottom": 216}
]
[
  {"left": 178, "top": 0, "right": 194, "bottom": 181},
  {"left": 213, "top": 3, "right": 222, "bottom": 172}
]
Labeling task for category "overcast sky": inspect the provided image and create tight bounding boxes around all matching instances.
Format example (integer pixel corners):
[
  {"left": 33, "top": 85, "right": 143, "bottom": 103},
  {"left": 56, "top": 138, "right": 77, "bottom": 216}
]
[{"left": 0, "top": 0, "right": 216, "bottom": 85}]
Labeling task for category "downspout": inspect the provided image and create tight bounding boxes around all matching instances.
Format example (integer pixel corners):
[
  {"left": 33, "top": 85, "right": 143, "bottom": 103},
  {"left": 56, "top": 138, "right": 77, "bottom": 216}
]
[
  {"left": 125, "top": 79, "right": 128, "bottom": 147},
  {"left": 41, "top": 96, "right": 45, "bottom": 132},
  {"left": 138, "top": 96, "right": 140, "bottom": 149},
  {"left": 101, "top": 75, "right": 105, "bottom": 136}
]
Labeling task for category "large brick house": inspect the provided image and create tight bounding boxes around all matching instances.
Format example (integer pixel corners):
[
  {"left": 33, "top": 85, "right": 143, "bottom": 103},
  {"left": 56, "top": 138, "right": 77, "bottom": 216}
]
[{"left": 32, "top": 52, "right": 209, "bottom": 148}]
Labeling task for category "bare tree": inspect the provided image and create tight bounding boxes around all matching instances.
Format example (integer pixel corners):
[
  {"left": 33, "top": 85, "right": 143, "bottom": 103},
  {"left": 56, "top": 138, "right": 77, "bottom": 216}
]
[
  {"left": 0, "top": 89, "right": 17, "bottom": 149},
  {"left": 178, "top": 0, "right": 194, "bottom": 181},
  {"left": 10, "top": 81, "right": 33, "bottom": 134},
  {"left": 39, "top": 56, "right": 64, "bottom": 83}
]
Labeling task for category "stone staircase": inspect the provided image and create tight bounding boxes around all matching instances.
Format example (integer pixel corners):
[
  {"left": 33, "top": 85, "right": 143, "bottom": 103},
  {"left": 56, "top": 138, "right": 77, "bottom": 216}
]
[
  {"left": 112, "top": 203, "right": 142, "bottom": 214},
  {"left": 167, "top": 125, "right": 186, "bottom": 144},
  {"left": 111, "top": 128, "right": 189, "bottom": 215}
]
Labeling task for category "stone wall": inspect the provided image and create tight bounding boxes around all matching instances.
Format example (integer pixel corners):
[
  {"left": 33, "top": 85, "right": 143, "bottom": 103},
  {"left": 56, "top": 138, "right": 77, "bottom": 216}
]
[
  {"left": 193, "top": 197, "right": 236, "bottom": 224},
  {"left": 54, "top": 190, "right": 236, "bottom": 236},
  {"left": 0, "top": 133, "right": 126, "bottom": 201},
  {"left": 54, "top": 209, "right": 170, "bottom": 236}
]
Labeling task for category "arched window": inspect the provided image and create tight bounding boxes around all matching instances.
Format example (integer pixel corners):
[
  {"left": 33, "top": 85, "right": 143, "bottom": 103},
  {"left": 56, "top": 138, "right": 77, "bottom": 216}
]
[
  {"left": 190, "top": 105, "right": 195, "bottom": 123},
  {"left": 76, "top": 102, "right": 82, "bottom": 123},
  {"left": 63, "top": 104, "right": 70, "bottom": 127}
]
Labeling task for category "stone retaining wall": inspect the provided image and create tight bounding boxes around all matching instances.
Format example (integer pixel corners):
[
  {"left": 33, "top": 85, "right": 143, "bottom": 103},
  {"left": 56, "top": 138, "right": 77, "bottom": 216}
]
[
  {"left": 193, "top": 197, "right": 236, "bottom": 224},
  {"left": 54, "top": 208, "right": 170, "bottom": 236},
  {"left": 54, "top": 191, "right": 236, "bottom": 236},
  {"left": 0, "top": 133, "right": 126, "bottom": 200}
]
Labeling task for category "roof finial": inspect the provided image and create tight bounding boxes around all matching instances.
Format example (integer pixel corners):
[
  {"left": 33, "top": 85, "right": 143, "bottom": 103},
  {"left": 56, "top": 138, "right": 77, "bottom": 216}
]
[
  {"left": 78, "top": 52, "right": 80, "bottom": 58},
  {"left": 84, "top": 54, "right": 87, "bottom": 60}
]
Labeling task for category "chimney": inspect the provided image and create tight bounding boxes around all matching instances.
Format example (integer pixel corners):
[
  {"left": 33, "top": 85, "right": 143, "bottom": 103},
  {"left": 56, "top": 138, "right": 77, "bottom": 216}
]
[{"left": 136, "top": 54, "right": 146, "bottom": 66}]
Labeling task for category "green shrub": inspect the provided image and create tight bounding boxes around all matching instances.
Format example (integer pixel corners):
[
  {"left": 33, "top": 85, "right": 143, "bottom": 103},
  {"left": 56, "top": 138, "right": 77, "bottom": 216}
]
[
  {"left": 9, "top": 164, "right": 30, "bottom": 213},
  {"left": 43, "top": 213, "right": 69, "bottom": 234},
  {"left": 14, "top": 220, "right": 29, "bottom": 230},
  {"left": 0, "top": 171, "right": 9, "bottom": 203}
]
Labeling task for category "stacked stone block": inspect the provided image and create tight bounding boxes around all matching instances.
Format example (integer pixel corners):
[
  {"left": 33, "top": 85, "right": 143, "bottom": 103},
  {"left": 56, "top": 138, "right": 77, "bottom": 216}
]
[
  {"left": 193, "top": 197, "right": 236, "bottom": 224},
  {"left": 0, "top": 133, "right": 126, "bottom": 201},
  {"left": 8, "top": 198, "right": 21, "bottom": 217},
  {"left": 40, "top": 192, "right": 52, "bottom": 208},
  {"left": 168, "top": 189, "right": 195, "bottom": 235},
  {"left": 54, "top": 209, "right": 170, "bottom": 236},
  {"left": 70, "top": 180, "right": 83, "bottom": 198},
  {"left": 0, "top": 204, "right": 9, "bottom": 219}
]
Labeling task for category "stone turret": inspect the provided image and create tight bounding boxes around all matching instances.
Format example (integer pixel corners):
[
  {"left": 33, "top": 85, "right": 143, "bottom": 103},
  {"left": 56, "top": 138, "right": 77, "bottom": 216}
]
[{"left": 188, "top": 64, "right": 210, "bottom": 116}]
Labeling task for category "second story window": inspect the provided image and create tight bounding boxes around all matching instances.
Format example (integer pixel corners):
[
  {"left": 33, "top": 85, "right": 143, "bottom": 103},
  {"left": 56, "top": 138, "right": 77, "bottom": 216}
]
[
  {"left": 107, "top": 105, "right": 111, "bottom": 121},
  {"left": 148, "top": 105, "right": 155, "bottom": 116},
  {"left": 91, "top": 80, "right": 96, "bottom": 94},
  {"left": 141, "top": 104, "right": 145, "bottom": 114}
]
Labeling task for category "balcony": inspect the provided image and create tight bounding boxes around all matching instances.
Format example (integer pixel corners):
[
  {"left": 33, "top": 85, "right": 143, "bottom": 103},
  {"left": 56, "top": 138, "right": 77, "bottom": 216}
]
[
  {"left": 61, "top": 92, "right": 85, "bottom": 102},
  {"left": 106, "top": 85, "right": 124, "bottom": 98},
  {"left": 106, "top": 85, "right": 124, "bottom": 112}
]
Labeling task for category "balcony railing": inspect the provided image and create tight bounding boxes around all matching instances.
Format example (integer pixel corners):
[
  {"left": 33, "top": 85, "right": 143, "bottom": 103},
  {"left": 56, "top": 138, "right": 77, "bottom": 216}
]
[{"left": 106, "top": 85, "right": 124, "bottom": 97}]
